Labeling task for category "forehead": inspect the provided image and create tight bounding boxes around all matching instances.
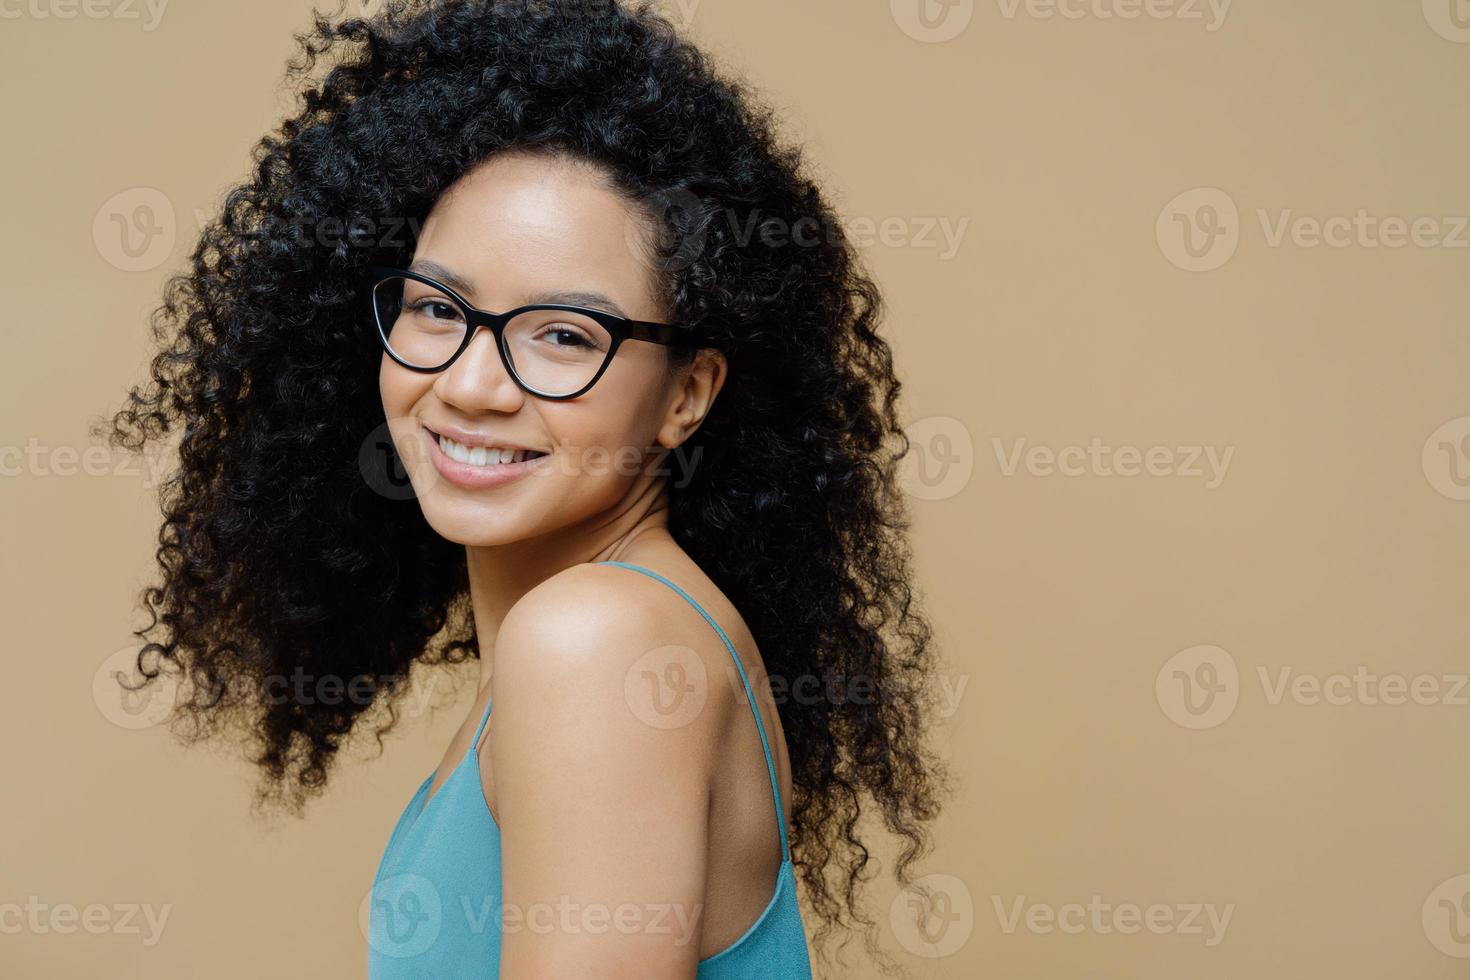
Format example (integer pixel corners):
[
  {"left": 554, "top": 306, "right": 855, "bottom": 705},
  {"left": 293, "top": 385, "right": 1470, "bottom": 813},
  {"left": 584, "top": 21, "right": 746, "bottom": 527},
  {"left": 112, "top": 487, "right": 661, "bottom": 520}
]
[{"left": 414, "top": 152, "right": 662, "bottom": 318}]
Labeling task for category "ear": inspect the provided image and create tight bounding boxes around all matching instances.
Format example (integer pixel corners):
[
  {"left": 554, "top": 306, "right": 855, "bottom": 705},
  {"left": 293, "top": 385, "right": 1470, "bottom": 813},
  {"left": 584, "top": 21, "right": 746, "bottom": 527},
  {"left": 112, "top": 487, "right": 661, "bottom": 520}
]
[{"left": 657, "top": 349, "right": 727, "bottom": 449}]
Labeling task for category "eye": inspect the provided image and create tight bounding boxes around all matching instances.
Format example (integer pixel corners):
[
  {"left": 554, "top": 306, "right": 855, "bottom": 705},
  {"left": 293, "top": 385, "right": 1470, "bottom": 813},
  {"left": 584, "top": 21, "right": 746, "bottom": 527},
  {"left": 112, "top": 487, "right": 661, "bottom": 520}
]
[
  {"left": 544, "top": 325, "right": 596, "bottom": 348},
  {"left": 402, "top": 295, "right": 464, "bottom": 323}
]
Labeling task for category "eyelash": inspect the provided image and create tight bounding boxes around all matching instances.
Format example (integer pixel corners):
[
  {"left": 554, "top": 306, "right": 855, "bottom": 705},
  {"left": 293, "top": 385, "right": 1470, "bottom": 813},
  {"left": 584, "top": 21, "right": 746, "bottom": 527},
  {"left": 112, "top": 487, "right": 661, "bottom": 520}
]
[
  {"left": 404, "top": 298, "right": 461, "bottom": 320},
  {"left": 403, "top": 298, "right": 601, "bottom": 349}
]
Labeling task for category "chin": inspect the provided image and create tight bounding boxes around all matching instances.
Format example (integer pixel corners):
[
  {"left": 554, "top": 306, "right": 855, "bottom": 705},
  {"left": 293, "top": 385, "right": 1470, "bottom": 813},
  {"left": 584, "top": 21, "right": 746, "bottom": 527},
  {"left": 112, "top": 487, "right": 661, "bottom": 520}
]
[{"left": 416, "top": 497, "right": 538, "bottom": 548}]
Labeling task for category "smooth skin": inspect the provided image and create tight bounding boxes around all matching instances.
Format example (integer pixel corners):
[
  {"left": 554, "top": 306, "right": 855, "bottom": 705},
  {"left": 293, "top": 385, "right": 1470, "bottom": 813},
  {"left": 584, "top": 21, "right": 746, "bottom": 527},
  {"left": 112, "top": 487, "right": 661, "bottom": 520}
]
[{"left": 378, "top": 150, "right": 795, "bottom": 977}]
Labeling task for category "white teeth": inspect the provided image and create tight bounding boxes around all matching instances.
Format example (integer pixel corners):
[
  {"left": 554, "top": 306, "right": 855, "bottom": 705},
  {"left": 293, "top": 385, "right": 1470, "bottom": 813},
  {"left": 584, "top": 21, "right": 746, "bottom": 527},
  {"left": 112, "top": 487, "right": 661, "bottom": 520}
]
[{"left": 436, "top": 434, "right": 540, "bottom": 467}]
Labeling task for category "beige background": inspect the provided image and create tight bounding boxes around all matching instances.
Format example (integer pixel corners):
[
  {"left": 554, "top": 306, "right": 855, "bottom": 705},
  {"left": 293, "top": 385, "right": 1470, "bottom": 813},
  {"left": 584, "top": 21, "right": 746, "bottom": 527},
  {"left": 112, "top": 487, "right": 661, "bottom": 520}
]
[{"left": 3, "top": 0, "right": 1469, "bottom": 976}]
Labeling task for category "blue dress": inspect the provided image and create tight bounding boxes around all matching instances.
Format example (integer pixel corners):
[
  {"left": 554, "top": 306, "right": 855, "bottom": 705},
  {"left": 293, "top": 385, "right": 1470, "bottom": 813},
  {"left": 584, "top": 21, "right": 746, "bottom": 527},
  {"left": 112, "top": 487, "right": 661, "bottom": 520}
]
[{"left": 367, "top": 560, "right": 813, "bottom": 978}]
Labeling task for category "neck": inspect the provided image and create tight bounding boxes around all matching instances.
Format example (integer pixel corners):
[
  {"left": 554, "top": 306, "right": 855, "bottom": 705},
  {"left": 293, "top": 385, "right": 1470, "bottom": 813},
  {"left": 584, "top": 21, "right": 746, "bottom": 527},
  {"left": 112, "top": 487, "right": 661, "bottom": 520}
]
[{"left": 464, "top": 477, "right": 673, "bottom": 691}]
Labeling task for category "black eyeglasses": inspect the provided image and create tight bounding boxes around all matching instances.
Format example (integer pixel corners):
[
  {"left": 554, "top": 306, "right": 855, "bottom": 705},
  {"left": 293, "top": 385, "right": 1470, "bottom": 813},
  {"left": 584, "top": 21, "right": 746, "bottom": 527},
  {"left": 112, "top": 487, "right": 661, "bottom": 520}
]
[{"left": 368, "top": 265, "right": 694, "bottom": 400}]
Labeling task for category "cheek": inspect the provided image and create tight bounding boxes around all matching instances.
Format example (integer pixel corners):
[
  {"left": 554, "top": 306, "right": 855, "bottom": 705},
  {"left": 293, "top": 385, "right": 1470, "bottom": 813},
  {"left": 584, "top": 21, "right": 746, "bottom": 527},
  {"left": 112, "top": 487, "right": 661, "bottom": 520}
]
[
  {"left": 378, "top": 354, "right": 396, "bottom": 407},
  {"left": 546, "top": 418, "right": 634, "bottom": 479},
  {"left": 561, "top": 371, "right": 668, "bottom": 460},
  {"left": 541, "top": 403, "right": 665, "bottom": 485},
  {"left": 379, "top": 355, "right": 421, "bottom": 416},
  {"left": 378, "top": 357, "right": 430, "bottom": 458}
]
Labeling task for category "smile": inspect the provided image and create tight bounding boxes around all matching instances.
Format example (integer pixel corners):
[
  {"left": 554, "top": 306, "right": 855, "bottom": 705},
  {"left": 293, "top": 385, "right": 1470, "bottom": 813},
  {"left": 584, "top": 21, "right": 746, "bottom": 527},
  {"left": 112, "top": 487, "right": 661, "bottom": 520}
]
[
  {"left": 422, "top": 426, "right": 551, "bottom": 490},
  {"left": 433, "top": 432, "right": 548, "bottom": 467}
]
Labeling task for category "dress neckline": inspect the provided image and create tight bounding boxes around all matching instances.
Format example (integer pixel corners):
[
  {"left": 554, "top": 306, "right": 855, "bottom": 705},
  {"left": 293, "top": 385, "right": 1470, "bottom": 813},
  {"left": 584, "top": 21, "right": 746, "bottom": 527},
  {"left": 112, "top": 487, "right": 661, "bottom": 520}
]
[{"left": 414, "top": 693, "right": 494, "bottom": 818}]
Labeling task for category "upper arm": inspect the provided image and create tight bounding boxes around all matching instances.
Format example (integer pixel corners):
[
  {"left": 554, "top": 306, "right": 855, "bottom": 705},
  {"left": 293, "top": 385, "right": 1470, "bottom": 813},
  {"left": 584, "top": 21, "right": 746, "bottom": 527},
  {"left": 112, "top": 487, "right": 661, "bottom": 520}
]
[{"left": 488, "top": 566, "right": 720, "bottom": 978}]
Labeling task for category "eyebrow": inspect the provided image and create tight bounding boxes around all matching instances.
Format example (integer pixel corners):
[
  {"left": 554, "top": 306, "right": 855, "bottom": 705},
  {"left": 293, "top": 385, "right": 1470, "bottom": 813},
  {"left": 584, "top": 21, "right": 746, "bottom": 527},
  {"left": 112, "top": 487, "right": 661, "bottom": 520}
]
[{"left": 407, "top": 259, "right": 632, "bottom": 319}]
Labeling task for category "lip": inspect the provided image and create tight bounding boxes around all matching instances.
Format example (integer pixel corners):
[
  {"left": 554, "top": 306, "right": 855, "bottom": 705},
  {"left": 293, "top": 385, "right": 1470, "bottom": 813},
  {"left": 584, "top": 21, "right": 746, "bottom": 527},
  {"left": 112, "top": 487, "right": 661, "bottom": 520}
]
[
  {"left": 425, "top": 422, "right": 546, "bottom": 454},
  {"left": 423, "top": 425, "right": 549, "bottom": 490}
]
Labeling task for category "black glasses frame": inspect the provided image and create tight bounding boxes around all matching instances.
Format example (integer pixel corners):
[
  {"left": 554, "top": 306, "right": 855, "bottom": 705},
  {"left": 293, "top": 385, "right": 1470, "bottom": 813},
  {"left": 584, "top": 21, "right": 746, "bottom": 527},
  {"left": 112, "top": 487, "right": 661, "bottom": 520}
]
[{"left": 369, "top": 265, "right": 695, "bottom": 401}]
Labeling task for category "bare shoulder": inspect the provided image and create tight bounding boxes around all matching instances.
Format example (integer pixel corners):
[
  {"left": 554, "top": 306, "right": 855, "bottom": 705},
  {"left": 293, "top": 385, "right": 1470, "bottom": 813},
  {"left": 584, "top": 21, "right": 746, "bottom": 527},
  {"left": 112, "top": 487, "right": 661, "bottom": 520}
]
[
  {"left": 496, "top": 561, "right": 668, "bottom": 655},
  {"left": 493, "top": 558, "right": 699, "bottom": 667},
  {"left": 490, "top": 560, "right": 740, "bottom": 741},
  {"left": 488, "top": 560, "right": 732, "bottom": 971}
]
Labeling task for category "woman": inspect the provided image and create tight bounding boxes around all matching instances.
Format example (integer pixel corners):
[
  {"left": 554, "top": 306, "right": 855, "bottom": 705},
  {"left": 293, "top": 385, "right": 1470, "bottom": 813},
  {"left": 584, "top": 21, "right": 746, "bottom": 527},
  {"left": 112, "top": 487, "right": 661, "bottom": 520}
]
[{"left": 101, "top": 1, "right": 947, "bottom": 976}]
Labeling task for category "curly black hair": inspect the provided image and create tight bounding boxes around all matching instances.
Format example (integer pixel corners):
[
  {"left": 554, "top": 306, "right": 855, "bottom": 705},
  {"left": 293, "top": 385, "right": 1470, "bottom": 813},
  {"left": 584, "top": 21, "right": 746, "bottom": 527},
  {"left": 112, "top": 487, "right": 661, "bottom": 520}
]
[{"left": 96, "top": 0, "right": 950, "bottom": 972}]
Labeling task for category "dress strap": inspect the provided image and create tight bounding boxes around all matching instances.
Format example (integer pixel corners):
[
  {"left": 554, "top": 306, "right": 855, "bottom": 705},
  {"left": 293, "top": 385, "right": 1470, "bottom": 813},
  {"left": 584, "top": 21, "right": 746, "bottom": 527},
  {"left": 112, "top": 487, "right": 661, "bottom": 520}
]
[
  {"left": 596, "top": 560, "right": 790, "bottom": 862},
  {"left": 470, "top": 690, "right": 494, "bottom": 748}
]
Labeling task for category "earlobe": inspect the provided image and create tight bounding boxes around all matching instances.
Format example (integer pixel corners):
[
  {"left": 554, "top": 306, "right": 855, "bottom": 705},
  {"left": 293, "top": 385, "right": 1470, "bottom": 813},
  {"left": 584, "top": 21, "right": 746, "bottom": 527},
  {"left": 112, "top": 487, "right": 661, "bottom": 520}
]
[{"left": 658, "top": 350, "right": 724, "bottom": 450}]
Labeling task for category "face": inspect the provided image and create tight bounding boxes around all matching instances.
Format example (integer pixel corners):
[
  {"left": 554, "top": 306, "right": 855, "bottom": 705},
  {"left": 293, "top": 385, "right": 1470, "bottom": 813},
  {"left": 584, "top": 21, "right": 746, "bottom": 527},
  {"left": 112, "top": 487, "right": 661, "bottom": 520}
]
[{"left": 378, "top": 151, "right": 722, "bottom": 548}]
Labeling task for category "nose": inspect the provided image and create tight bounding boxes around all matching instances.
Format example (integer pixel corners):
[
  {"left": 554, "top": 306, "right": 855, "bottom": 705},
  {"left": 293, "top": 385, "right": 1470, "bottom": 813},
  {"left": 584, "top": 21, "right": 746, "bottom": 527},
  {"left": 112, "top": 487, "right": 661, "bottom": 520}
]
[{"left": 432, "top": 325, "right": 527, "bottom": 413}]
